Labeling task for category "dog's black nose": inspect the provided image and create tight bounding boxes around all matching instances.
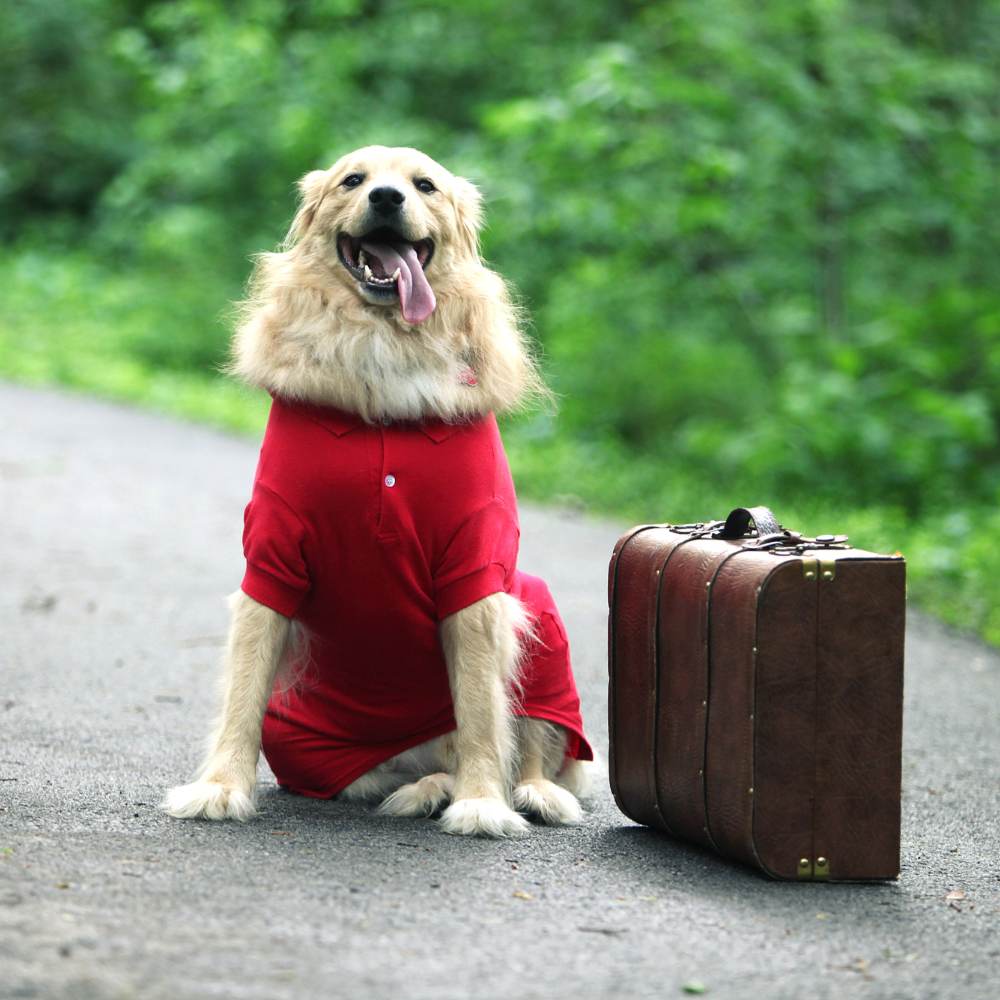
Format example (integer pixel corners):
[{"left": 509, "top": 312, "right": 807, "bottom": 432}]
[{"left": 369, "top": 186, "right": 405, "bottom": 215}]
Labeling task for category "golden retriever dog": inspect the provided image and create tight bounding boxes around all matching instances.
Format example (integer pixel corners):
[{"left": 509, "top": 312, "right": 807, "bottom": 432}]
[{"left": 162, "top": 146, "right": 594, "bottom": 838}]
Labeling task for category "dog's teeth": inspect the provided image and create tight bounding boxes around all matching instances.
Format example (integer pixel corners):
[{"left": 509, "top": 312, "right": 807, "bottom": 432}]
[
  {"left": 359, "top": 250, "right": 367, "bottom": 266},
  {"left": 364, "top": 264, "right": 374, "bottom": 282},
  {"left": 391, "top": 268, "right": 400, "bottom": 281}
]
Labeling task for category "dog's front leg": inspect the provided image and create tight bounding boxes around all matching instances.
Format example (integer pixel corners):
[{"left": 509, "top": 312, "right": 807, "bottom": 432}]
[
  {"left": 162, "top": 592, "right": 289, "bottom": 821},
  {"left": 438, "top": 593, "right": 530, "bottom": 838}
]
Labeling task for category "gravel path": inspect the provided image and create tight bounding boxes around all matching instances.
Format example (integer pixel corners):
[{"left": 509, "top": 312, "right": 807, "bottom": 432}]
[{"left": 1, "top": 383, "right": 997, "bottom": 1000}]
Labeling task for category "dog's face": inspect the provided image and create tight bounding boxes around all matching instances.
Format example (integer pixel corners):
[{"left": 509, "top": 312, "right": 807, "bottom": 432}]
[{"left": 291, "top": 146, "right": 483, "bottom": 326}]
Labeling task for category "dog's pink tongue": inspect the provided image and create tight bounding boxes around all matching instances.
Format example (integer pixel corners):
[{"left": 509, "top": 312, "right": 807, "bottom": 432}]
[{"left": 360, "top": 241, "right": 436, "bottom": 325}]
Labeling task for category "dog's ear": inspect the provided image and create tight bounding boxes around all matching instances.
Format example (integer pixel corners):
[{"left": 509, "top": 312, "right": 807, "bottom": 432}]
[
  {"left": 449, "top": 176, "right": 484, "bottom": 259},
  {"left": 285, "top": 169, "right": 329, "bottom": 245}
]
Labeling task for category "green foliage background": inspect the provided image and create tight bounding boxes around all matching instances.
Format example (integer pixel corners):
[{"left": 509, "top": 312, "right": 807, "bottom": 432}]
[{"left": 4, "top": 0, "right": 1000, "bottom": 640}]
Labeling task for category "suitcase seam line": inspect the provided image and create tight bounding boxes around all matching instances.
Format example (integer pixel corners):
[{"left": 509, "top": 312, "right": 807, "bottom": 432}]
[
  {"left": 750, "top": 560, "right": 798, "bottom": 879},
  {"left": 650, "top": 535, "right": 696, "bottom": 835},
  {"left": 702, "top": 546, "right": 753, "bottom": 855},
  {"left": 608, "top": 524, "right": 666, "bottom": 820}
]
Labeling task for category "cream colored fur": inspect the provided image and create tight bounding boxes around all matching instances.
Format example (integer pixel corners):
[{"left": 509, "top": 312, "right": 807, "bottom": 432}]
[
  {"left": 162, "top": 146, "right": 583, "bottom": 837},
  {"left": 437, "top": 592, "right": 530, "bottom": 837},
  {"left": 163, "top": 591, "right": 290, "bottom": 820},
  {"left": 231, "top": 145, "right": 550, "bottom": 424}
]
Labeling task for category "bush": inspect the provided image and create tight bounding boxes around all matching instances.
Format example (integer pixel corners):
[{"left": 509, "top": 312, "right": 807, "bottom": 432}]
[{"left": 3, "top": 0, "right": 1000, "bottom": 639}]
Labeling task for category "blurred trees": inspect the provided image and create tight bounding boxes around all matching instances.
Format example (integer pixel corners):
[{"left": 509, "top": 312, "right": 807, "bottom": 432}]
[{"left": 3, "top": 0, "right": 999, "bottom": 515}]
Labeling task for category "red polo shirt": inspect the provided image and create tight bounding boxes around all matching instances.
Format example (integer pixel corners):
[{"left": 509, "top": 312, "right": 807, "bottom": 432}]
[{"left": 241, "top": 396, "right": 592, "bottom": 797}]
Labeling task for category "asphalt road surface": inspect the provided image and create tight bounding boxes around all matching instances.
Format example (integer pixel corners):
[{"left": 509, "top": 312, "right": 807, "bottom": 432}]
[{"left": 1, "top": 383, "right": 997, "bottom": 1000}]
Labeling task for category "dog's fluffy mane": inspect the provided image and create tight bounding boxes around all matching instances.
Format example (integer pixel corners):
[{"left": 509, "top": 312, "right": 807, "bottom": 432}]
[{"left": 230, "top": 163, "right": 549, "bottom": 424}]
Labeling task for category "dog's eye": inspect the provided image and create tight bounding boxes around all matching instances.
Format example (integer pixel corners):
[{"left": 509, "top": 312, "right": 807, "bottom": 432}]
[
  {"left": 414, "top": 178, "right": 436, "bottom": 194},
  {"left": 341, "top": 174, "right": 365, "bottom": 189}
]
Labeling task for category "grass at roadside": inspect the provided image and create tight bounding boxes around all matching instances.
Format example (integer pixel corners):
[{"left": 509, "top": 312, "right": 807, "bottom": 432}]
[{"left": 3, "top": 249, "right": 996, "bottom": 645}]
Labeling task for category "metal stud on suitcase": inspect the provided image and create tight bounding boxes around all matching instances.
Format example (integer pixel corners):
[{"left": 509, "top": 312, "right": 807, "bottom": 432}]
[{"left": 607, "top": 506, "right": 906, "bottom": 881}]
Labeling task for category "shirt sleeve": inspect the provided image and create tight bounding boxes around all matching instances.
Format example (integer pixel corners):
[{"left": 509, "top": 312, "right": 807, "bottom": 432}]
[
  {"left": 241, "top": 482, "right": 311, "bottom": 618},
  {"left": 433, "top": 498, "right": 519, "bottom": 620}
]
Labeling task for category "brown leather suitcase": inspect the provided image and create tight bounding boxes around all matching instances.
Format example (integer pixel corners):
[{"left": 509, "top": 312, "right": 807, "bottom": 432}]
[{"left": 607, "top": 506, "right": 905, "bottom": 881}]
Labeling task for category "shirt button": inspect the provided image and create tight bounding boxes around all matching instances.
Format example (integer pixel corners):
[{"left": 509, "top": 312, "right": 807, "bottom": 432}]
[{"left": 384, "top": 474, "right": 396, "bottom": 487}]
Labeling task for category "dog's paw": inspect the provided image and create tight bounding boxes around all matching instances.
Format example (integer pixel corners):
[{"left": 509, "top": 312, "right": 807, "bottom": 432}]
[
  {"left": 161, "top": 780, "right": 256, "bottom": 821},
  {"left": 556, "top": 756, "right": 603, "bottom": 802},
  {"left": 439, "top": 797, "right": 530, "bottom": 839},
  {"left": 377, "top": 773, "right": 455, "bottom": 818},
  {"left": 513, "top": 778, "right": 582, "bottom": 826}
]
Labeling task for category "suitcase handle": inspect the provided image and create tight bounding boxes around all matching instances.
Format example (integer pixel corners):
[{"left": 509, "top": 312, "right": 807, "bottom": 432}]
[{"left": 716, "top": 506, "right": 782, "bottom": 539}]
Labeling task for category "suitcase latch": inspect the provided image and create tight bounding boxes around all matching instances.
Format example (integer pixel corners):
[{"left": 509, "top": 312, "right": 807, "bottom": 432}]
[{"left": 796, "top": 856, "right": 831, "bottom": 881}]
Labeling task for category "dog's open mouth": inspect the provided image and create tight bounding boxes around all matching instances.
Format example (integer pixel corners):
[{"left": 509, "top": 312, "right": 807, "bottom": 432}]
[{"left": 337, "top": 229, "right": 436, "bottom": 325}]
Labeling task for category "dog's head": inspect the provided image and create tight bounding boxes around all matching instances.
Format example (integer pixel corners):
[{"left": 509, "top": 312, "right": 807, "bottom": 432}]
[
  {"left": 234, "top": 145, "right": 549, "bottom": 422},
  {"left": 287, "top": 146, "right": 482, "bottom": 326}
]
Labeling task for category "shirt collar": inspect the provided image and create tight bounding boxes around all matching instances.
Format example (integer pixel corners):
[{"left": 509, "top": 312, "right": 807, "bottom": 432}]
[
  {"left": 275, "top": 395, "right": 464, "bottom": 442},
  {"left": 418, "top": 420, "right": 462, "bottom": 444},
  {"left": 272, "top": 395, "right": 362, "bottom": 437}
]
